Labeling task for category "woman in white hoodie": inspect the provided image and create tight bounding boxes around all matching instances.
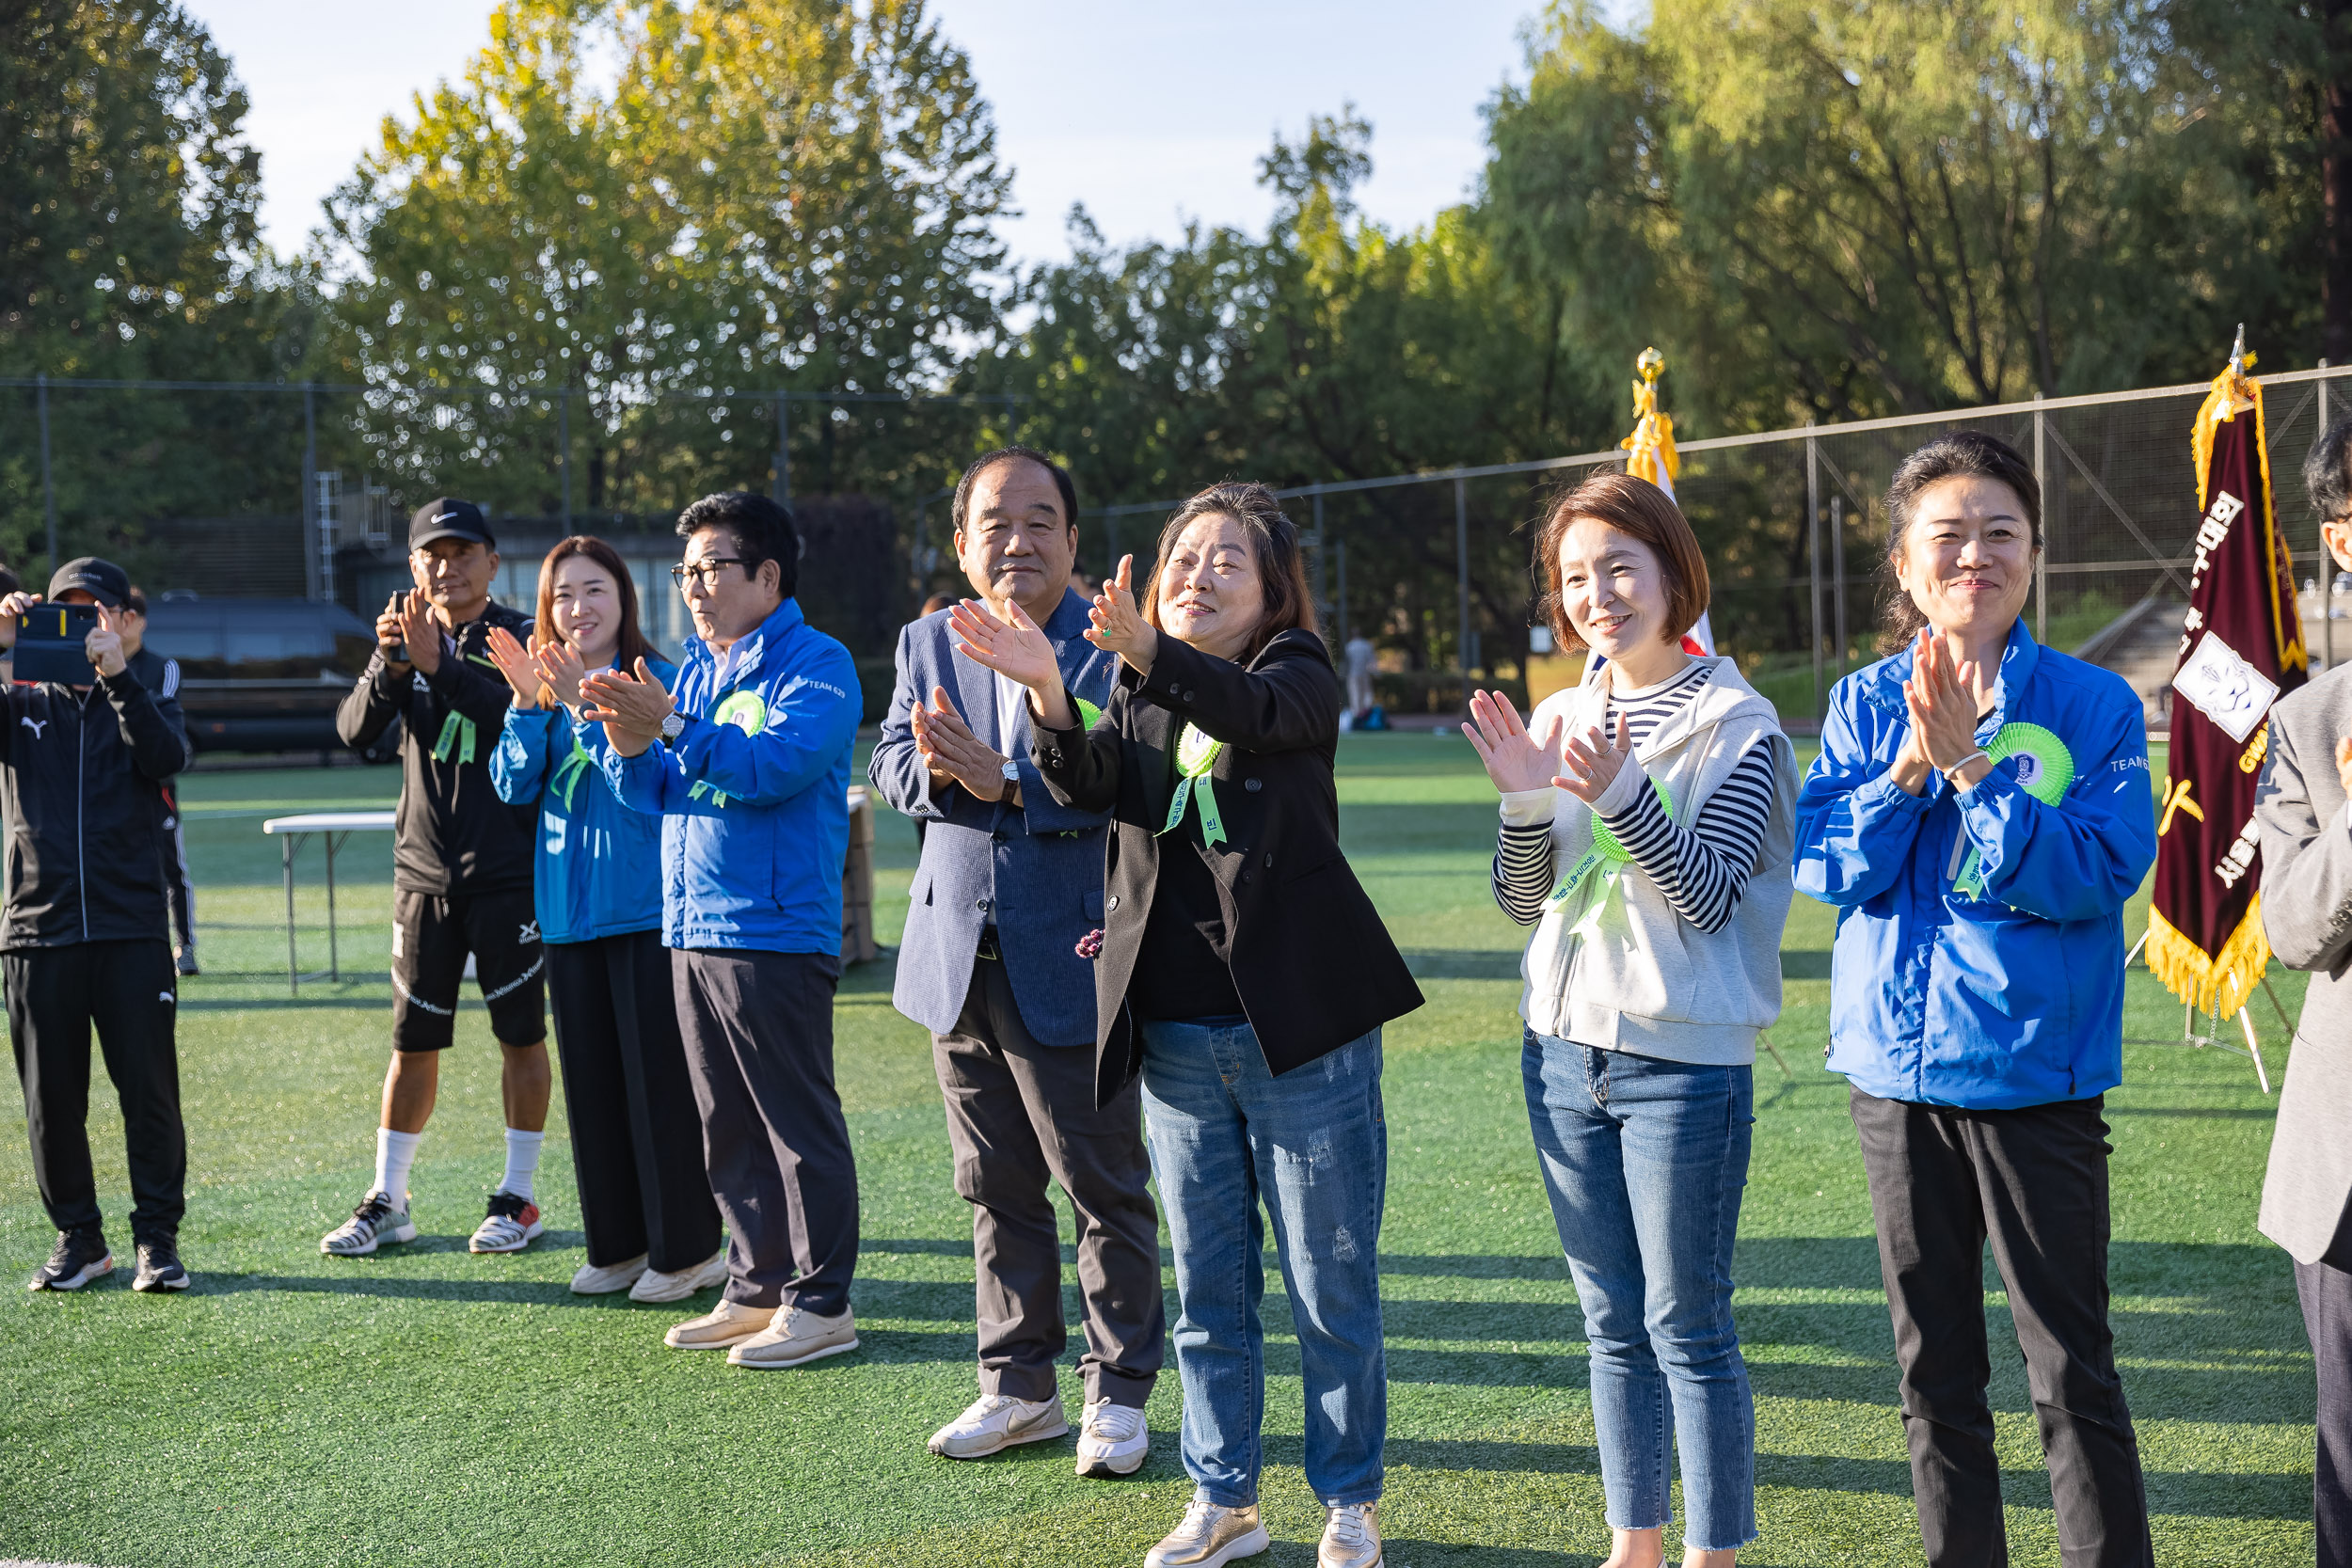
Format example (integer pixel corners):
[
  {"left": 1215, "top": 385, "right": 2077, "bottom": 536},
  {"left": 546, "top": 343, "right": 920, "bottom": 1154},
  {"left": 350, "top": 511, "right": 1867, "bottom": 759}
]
[{"left": 1464, "top": 472, "right": 1796, "bottom": 1568}]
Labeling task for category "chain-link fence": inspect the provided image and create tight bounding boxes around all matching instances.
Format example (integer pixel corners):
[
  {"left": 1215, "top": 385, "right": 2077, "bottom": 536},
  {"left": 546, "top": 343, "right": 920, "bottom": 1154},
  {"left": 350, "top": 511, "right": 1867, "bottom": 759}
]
[{"left": 1073, "top": 365, "right": 2352, "bottom": 730}]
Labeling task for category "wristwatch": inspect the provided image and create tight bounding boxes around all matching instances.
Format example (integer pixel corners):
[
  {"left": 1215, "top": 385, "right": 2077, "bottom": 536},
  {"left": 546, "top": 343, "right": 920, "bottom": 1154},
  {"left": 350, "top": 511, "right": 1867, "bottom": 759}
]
[
  {"left": 1000, "top": 758, "right": 1020, "bottom": 784},
  {"left": 660, "top": 711, "right": 687, "bottom": 743}
]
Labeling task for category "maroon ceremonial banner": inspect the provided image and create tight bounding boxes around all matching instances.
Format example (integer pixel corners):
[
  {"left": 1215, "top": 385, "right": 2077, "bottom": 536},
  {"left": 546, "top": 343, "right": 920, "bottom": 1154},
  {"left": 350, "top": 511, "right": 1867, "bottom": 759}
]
[{"left": 2147, "top": 360, "right": 2308, "bottom": 1016}]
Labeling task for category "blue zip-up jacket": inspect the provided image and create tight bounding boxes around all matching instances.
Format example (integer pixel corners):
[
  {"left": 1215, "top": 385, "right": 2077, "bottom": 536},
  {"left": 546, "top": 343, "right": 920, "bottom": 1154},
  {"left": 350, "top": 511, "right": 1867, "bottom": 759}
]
[
  {"left": 488, "top": 656, "right": 677, "bottom": 945},
  {"left": 595, "top": 598, "right": 861, "bottom": 955},
  {"left": 1794, "top": 620, "right": 2157, "bottom": 1109}
]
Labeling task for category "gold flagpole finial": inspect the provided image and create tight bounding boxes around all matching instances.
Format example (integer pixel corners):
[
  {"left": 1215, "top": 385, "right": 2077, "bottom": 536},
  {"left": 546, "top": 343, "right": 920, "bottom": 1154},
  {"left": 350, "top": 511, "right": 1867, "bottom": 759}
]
[{"left": 1636, "top": 346, "right": 1665, "bottom": 385}]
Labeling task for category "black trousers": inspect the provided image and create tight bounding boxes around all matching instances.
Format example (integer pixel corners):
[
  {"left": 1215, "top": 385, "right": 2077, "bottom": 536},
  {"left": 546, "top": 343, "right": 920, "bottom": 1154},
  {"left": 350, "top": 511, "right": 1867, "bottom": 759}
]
[
  {"left": 934, "top": 953, "right": 1163, "bottom": 1408},
  {"left": 547, "top": 933, "right": 721, "bottom": 1273},
  {"left": 2302, "top": 1247, "right": 2352, "bottom": 1568},
  {"left": 674, "top": 947, "right": 858, "bottom": 1316},
  {"left": 159, "top": 798, "right": 195, "bottom": 956},
  {"left": 1850, "top": 1087, "right": 2153, "bottom": 1568},
  {"left": 7, "top": 941, "right": 186, "bottom": 1243}
]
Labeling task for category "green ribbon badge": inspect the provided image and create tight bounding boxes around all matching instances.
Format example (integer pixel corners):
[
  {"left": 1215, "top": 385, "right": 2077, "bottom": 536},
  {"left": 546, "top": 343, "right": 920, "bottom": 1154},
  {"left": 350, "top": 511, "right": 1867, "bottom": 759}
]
[
  {"left": 1544, "top": 775, "right": 1674, "bottom": 933},
  {"left": 1157, "top": 723, "right": 1227, "bottom": 850},
  {"left": 1953, "top": 721, "right": 2074, "bottom": 898},
  {"left": 548, "top": 729, "right": 596, "bottom": 811},
  {"left": 432, "top": 711, "right": 476, "bottom": 765}
]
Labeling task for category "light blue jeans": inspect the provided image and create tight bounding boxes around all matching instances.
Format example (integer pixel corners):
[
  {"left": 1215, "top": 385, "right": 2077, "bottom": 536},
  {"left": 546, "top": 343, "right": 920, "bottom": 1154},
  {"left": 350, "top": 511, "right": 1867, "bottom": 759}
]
[
  {"left": 1139, "top": 1018, "right": 1388, "bottom": 1508},
  {"left": 1524, "top": 1029, "right": 1756, "bottom": 1552}
]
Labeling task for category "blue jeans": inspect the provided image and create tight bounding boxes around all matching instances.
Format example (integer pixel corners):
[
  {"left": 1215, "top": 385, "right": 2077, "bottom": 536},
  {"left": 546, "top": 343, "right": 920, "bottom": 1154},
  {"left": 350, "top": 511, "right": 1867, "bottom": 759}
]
[
  {"left": 1140, "top": 1018, "right": 1388, "bottom": 1508},
  {"left": 1524, "top": 1030, "right": 1756, "bottom": 1552}
]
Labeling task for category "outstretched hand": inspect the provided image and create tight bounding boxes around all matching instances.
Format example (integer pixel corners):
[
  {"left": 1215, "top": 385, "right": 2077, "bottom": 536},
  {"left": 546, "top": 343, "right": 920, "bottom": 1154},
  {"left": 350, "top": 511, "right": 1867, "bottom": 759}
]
[
  {"left": 948, "top": 596, "right": 1058, "bottom": 691},
  {"left": 1553, "top": 710, "right": 1633, "bottom": 805},
  {"left": 1461, "top": 689, "right": 1570, "bottom": 796},
  {"left": 485, "top": 626, "right": 543, "bottom": 708},
  {"left": 1083, "top": 554, "right": 1157, "bottom": 674}
]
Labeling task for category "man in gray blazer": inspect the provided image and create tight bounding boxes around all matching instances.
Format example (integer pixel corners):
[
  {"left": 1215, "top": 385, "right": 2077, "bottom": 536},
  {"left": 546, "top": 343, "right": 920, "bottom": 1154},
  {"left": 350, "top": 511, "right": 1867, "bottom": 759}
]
[
  {"left": 2257, "top": 413, "right": 2352, "bottom": 1568},
  {"left": 870, "top": 447, "right": 1163, "bottom": 1478}
]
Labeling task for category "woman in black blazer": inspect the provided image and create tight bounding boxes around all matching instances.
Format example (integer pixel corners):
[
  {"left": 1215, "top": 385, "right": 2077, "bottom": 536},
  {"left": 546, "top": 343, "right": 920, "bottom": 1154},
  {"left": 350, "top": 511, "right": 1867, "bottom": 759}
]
[{"left": 952, "top": 482, "right": 1421, "bottom": 1568}]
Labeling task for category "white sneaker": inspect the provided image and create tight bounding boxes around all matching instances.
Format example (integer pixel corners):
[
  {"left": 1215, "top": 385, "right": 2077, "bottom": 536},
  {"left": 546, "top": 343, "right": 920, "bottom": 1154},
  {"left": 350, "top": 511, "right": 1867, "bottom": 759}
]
[
  {"left": 1145, "top": 1500, "right": 1269, "bottom": 1567},
  {"left": 1074, "top": 1398, "right": 1148, "bottom": 1477},
  {"left": 725, "top": 1304, "right": 859, "bottom": 1369},
  {"left": 663, "top": 1297, "right": 772, "bottom": 1349},
  {"left": 569, "top": 1254, "right": 648, "bottom": 1294},
  {"left": 468, "top": 1190, "right": 543, "bottom": 1254},
  {"left": 927, "top": 1392, "right": 1071, "bottom": 1459},
  {"left": 1319, "top": 1500, "right": 1381, "bottom": 1568},
  {"left": 321, "top": 1192, "right": 415, "bottom": 1257},
  {"left": 628, "top": 1249, "right": 728, "bottom": 1303}
]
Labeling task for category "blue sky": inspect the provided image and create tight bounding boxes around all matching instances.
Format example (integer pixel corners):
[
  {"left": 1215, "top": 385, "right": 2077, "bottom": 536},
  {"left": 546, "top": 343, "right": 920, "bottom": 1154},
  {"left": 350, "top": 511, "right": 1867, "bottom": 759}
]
[{"left": 181, "top": 1, "right": 1640, "bottom": 268}]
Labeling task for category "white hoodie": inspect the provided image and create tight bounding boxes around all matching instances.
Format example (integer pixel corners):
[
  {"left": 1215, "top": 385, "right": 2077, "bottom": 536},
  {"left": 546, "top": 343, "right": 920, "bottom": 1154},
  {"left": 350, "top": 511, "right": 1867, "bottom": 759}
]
[{"left": 1504, "top": 656, "right": 1797, "bottom": 1065}]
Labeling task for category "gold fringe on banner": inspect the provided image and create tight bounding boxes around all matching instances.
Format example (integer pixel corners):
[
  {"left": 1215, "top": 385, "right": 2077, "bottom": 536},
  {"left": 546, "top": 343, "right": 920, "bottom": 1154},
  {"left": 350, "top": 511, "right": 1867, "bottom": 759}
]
[{"left": 2144, "top": 895, "right": 2271, "bottom": 1018}]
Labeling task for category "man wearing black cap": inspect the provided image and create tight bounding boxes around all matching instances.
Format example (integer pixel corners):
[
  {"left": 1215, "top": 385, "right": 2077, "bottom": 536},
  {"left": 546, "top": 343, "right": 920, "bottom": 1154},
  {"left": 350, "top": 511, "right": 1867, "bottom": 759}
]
[
  {"left": 326, "top": 499, "right": 552, "bottom": 1259},
  {"left": 0, "top": 557, "right": 195, "bottom": 1292}
]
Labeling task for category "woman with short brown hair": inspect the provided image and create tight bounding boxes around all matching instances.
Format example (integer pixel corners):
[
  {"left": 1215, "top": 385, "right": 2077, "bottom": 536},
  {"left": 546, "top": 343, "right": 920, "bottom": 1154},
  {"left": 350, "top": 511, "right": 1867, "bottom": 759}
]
[
  {"left": 953, "top": 481, "right": 1422, "bottom": 1568},
  {"left": 1465, "top": 469, "right": 1796, "bottom": 1566}
]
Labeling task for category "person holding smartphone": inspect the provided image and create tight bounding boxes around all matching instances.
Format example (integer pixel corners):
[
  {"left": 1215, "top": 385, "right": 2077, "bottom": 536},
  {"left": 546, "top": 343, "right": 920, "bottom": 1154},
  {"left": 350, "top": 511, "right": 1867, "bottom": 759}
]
[{"left": 0, "top": 557, "right": 196, "bottom": 1293}]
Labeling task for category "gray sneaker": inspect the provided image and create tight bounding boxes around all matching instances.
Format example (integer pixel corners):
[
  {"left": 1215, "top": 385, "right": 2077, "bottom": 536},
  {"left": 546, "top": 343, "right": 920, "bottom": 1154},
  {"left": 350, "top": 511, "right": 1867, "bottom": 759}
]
[
  {"left": 927, "top": 1392, "right": 1071, "bottom": 1459},
  {"left": 1145, "top": 1499, "right": 1270, "bottom": 1567},
  {"left": 321, "top": 1192, "right": 416, "bottom": 1257},
  {"left": 1319, "top": 1501, "right": 1381, "bottom": 1568}
]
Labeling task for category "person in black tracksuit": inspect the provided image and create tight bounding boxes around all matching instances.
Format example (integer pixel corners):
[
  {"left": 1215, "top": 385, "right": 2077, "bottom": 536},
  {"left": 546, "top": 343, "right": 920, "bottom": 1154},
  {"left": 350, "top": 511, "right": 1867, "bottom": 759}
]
[
  {"left": 323, "top": 499, "right": 552, "bottom": 1260},
  {"left": 119, "top": 590, "right": 199, "bottom": 974},
  {"left": 1, "top": 557, "right": 195, "bottom": 1293}
]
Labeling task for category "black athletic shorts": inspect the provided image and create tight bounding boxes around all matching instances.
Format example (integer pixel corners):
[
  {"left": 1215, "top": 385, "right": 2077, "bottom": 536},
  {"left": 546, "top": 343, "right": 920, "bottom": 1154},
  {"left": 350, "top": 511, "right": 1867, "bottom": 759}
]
[{"left": 390, "top": 887, "right": 547, "bottom": 1053}]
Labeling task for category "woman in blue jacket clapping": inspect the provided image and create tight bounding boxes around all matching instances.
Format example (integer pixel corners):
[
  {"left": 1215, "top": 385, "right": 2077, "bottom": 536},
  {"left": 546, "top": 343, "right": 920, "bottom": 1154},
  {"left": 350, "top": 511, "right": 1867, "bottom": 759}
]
[
  {"left": 486, "top": 536, "right": 723, "bottom": 1304},
  {"left": 1796, "top": 432, "right": 2158, "bottom": 1568}
]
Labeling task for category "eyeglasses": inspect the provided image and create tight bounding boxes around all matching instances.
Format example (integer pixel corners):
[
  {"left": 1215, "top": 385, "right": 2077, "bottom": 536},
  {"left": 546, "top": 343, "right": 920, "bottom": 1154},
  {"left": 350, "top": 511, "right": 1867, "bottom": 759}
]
[{"left": 671, "top": 559, "right": 747, "bottom": 588}]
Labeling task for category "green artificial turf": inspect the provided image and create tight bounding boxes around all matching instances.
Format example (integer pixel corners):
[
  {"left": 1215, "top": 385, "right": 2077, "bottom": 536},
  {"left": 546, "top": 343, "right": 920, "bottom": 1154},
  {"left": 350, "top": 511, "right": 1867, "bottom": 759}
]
[{"left": 0, "top": 736, "right": 2317, "bottom": 1566}]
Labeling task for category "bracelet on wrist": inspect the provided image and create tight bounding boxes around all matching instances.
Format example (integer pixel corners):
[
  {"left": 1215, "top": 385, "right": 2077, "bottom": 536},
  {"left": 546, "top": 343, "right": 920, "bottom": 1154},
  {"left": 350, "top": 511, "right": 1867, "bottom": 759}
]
[{"left": 1943, "top": 749, "right": 1990, "bottom": 785}]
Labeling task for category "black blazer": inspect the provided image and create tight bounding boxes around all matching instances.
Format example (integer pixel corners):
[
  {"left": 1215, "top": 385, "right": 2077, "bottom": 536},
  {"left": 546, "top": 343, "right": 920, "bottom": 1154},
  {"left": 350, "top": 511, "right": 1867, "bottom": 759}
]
[{"left": 1032, "top": 626, "right": 1423, "bottom": 1107}]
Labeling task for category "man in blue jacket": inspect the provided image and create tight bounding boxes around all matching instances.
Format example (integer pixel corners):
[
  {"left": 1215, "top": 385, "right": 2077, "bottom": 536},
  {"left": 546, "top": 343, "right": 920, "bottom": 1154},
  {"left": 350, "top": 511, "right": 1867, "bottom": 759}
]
[
  {"left": 871, "top": 448, "right": 1162, "bottom": 1476},
  {"left": 581, "top": 492, "right": 864, "bottom": 1370}
]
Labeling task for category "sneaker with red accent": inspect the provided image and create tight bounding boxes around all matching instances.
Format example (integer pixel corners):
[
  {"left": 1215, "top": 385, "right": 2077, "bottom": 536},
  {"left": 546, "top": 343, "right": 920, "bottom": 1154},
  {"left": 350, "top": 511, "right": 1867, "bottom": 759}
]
[{"left": 469, "top": 1190, "right": 543, "bottom": 1254}]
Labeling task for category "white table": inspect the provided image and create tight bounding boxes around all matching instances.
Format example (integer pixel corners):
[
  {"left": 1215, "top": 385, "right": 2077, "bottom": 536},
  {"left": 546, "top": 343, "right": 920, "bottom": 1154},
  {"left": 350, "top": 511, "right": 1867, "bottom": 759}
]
[{"left": 262, "top": 811, "right": 397, "bottom": 993}]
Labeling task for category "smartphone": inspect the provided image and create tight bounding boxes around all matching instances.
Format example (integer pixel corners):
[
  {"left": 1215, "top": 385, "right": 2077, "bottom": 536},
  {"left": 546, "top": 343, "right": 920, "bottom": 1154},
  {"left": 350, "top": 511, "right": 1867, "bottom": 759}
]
[
  {"left": 13, "top": 604, "right": 101, "bottom": 685},
  {"left": 383, "top": 593, "right": 409, "bottom": 665}
]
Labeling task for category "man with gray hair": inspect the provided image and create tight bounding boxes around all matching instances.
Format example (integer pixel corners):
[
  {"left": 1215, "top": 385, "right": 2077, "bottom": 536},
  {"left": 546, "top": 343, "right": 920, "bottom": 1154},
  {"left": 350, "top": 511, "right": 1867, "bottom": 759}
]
[{"left": 2256, "top": 414, "right": 2352, "bottom": 1568}]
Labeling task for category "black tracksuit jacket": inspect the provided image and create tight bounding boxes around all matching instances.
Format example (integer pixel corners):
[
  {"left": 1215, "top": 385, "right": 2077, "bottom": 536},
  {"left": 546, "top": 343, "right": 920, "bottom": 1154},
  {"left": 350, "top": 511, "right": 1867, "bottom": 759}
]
[
  {"left": 334, "top": 602, "right": 536, "bottom": 896},
  {"left": 0, "top": 662, "right": 193, "bottom": 950}
]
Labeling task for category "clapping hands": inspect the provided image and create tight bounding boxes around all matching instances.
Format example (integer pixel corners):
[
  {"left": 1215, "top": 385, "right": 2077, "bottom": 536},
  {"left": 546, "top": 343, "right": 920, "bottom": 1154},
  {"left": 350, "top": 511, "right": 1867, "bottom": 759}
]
[
  {"left": 1461, "top": 689, "right": 1631, "bottom": 805},
  {"left": 1084, "top": 555, "right": 1157, "bottom": 673}
]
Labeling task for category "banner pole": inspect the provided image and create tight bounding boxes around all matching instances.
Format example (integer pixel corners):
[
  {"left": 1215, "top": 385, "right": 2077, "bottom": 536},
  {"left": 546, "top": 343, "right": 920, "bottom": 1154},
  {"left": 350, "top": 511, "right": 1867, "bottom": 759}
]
[
  {"left": 2033, "top": 391, "right": 2048, "bottom": 644},
  {"left": 2323, "top": 362, "right": 2335, "bottom": 674},
  {"left": 2235, "top": 1007, "right": 2271, "bottom": 1094}
]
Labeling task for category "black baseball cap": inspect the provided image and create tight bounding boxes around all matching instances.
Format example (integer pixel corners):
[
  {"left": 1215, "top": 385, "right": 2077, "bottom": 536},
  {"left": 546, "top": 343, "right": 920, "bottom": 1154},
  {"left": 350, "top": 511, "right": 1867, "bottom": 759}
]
[
  {"left": 47, "top": 557, "right": 130, "bottom": 609},
  {"left": 409, "top": 498, "right": 495, "bottom": 549}
]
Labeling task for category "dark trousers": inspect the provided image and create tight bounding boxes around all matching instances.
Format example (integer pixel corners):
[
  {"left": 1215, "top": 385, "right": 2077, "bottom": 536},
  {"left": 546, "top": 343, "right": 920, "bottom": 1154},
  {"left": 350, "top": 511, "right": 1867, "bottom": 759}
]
[
  {"left": 934, "top": 953, "right": 1163, "bottom": 1408},
  {"left": 2301, "top": 1249, "right": 2352, "bottom": 1568},
  {"left": 7, "top": 941, "right": 186, "bottom": 1243},
  {"left": 160, "top": 805, "right": 195, "bottom": 956},
  {"left": 674, "top": 947, "right": 858, "bottom": 1315},
  {"left": 547, "top": 933, "right": 721, "bottom": 1273},
  {"left": 1850, "top": 1087, "right": 2153, "bottom": 1568}
]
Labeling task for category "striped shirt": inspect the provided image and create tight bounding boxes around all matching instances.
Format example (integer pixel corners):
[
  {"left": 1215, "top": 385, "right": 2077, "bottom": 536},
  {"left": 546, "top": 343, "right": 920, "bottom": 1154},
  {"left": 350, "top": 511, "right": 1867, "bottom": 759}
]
[{"left": 1493, "top": 660, "right": 1778, "bottom": 934}]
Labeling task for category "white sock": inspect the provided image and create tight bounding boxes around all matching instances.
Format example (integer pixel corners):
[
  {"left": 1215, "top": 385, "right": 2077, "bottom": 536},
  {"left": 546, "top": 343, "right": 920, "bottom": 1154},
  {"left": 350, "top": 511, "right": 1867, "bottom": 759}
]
[
  {"left": 374, "top": 1128, "right": 421, "bottom": 1207},
  {"left": 500, "top": 1128, "right": 545, "bottom": 1202}
]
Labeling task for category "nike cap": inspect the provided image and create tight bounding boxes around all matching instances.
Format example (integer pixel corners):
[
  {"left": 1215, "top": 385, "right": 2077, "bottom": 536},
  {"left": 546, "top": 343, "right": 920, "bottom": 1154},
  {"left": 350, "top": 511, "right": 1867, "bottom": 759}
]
[
  {"left": 408, "top": 498, "right": 495, "bottom": 550},
  {"left": 46, "top": 557, "right": 130, "bottom": 609}
]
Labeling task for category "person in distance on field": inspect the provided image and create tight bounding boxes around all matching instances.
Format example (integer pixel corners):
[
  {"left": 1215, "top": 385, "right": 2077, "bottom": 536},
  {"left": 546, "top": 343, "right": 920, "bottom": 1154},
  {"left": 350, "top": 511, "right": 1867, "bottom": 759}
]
[
  {"left": 117, "top": 588, "right": 199, "bottom": 976},
  {"left": 1465, "top": 471, "right": 1796, "bottom": 1567},
  {"left": 958, "top": 482, "right": 1422, "bottom": 1568},
  {"left": 0, "top": 558, "right": 195, "bottom": 1293},
  {"left": 486, "top": 535, "right": 725, "bottom": 1306},
  {"left": 870, "top": 447, "right": 1163, "bottom": 1478},
  {"left": 579, "top": 492, "right": 866, "bottom": 1370},
  {"left": 325, "top": 499, "right": 553, "bottom": 1260},
  {"left": 1796, "top": 432, "right": 2157, "bottom": 1568},
  {"left": 2254, "top": 414, "right": 2352, "bottom": 1568}
]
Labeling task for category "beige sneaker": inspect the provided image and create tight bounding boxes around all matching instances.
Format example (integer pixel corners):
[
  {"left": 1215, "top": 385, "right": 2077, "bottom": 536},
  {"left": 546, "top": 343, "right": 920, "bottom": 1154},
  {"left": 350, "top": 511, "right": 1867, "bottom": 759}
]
[
  {"left": 927, "top": 1392, "right": 1071, "bottom": 1459},
  {"left": 570, "top": 1254, "right": 648, "bottom": 1294},
  {"left": 1074, "top": 1398, "right": 1149, "bottom": 1477},
  {"left": 724, "top": 1304, "right": 859, "bottom": 1369},
  {"left": 1145, "top": 1499, "right": 1269, "bottom": 1567},
  {"left": 1319, "top": 1501, "right": 1381, "bottom": 1568},
  {"left": 662, "top": 1297, "right": 772, "bottom": 1349},
  {"left": 629, "top": 1249, "right": 728, "bottom": 1303}
]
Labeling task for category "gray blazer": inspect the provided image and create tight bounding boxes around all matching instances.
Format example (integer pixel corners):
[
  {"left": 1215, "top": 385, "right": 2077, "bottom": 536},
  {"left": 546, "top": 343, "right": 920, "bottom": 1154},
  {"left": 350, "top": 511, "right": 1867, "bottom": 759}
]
[
  {"left": 2256, "top": 659, "right": 2352, "bottom": 1265},
  {"left": 869, "top": 589, "right": 1117, "bottom": 1048}
]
